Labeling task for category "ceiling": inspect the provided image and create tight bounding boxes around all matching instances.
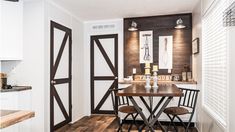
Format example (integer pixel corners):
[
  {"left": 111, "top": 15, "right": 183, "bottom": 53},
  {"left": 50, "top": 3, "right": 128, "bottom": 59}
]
[{"left": 52, "top": 0, "right": 199, "bottom": 21}]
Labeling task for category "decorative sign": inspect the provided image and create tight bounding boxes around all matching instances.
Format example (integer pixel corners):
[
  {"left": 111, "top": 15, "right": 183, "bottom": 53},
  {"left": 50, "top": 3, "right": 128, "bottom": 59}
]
[
  {"left": 159, "top": 36, "right": 173, "bottom": 69},
  {"left": 192, "top": 38, "right": 199, "bottom": 54},
  {"left": 139, "top": 31, "right": 153, "bottom": 63}
]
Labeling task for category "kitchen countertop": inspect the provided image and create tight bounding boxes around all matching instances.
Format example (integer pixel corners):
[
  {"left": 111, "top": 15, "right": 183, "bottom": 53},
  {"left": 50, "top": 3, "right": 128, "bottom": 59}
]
[
  {"left": 0, "top": 110, "right": 35, "bottom": 129},
  {"left": 0, "top": 86, "right": 32, "bottom": 93},
  {"left": 158, "top": 81, "right": 197, "bottom": 84},
  {"left": 119, "top": 80, "right": 197, "bottom": 84}
]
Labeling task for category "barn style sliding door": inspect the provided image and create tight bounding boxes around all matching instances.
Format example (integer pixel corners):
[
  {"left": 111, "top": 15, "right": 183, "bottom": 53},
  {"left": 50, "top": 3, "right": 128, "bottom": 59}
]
[
  {"left": 50, "top": 21, "right": 72, "bottom": 131},
  {"left": 91, "top": 34, "right": 118, "bottom": 114}
]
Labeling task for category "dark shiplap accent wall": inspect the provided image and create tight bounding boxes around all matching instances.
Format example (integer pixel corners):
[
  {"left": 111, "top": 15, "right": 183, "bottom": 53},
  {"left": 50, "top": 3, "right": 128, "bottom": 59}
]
[{"left": 124, "top": 13, "right": 192, "bottom": 77}]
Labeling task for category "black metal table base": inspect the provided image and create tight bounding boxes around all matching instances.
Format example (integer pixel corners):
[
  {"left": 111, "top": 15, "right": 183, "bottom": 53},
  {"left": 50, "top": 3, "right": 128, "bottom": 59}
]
[{"left": 128, "top": 96, "right": 173, "bottom": 132}]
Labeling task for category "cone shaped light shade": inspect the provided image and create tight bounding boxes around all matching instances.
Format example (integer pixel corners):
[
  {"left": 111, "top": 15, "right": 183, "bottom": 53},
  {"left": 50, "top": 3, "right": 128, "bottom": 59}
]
[
  {"left": 175, "top": 18, "right": 186, "bottom": 29},
  {"left": 128, "top": 21, "right": 138, "bottom": 31}
]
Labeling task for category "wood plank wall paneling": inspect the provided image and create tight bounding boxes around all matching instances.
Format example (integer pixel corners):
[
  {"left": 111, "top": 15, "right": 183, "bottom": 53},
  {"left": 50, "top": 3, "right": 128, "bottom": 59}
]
[{"left": 124, "top": 13, "right": 192, "bottom": 77}]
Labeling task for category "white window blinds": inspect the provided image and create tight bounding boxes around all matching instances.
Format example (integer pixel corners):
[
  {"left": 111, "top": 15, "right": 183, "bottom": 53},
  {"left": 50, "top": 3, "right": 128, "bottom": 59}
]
[{"left": 202, "top": 0, "right": 228, "bottom": 128}]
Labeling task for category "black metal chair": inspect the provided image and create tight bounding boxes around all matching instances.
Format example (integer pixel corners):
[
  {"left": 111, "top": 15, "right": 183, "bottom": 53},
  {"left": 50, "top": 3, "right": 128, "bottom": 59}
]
[
  {"left": 163, "top": 87, "right": 200, "bottom": 132},
  {"left": 109, "top": 88, "right": 140, "bottom": 132}
]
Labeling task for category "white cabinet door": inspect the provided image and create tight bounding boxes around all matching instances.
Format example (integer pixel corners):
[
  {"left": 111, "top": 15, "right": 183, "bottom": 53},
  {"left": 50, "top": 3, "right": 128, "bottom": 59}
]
[
  {"left": 0, "top": 90, "right": 32, "bottom": 132},
  {"left": 18, "top": 90, "right": 32, "bottom": 110},
  {"left": 0, "top": 92, "right": 19, "bottom": 110},
  {"left": 0, "top": 92, "right": 19, "bottom": 132},
  {"left": 0, "top": 0, "right": 23, "bottom": 60}
]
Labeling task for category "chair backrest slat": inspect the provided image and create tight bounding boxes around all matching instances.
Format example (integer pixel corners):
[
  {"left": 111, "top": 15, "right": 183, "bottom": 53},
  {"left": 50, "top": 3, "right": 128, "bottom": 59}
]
[
  {"left": 191, "top": 91, "right": 195, "bottom": 108},
  {"left": 126, "top": 97, "right": 129, "bottom": 105},
  {"left": 183, "top": 90, "right": 188, "bottom": 106},
  {"left": 118, "top": 96, "right": 121, "bottom": 105},
  {"left": 178, "top": 94, "right": 182, "bottom": 106},
  {"left": 122, "top": 96, "right": 125, "bottom": 105},
  {"left": 187, "top": 91, "right": 192, "bottom": 107}
]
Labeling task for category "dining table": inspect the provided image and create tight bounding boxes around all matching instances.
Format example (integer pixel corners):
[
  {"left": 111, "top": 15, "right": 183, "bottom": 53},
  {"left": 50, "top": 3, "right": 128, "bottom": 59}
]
[{"left": 116, "top": 82, "right": 183, "bottom": 132}]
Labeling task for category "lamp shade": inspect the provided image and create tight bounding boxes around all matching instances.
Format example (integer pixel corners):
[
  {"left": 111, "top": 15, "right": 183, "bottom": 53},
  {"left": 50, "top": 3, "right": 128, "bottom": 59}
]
[
  {"left": 128, "top": 21, "right": 138, "bottom": 31},
  {"left": 175, "top": 18, "right": 186, "bottom": 29}
]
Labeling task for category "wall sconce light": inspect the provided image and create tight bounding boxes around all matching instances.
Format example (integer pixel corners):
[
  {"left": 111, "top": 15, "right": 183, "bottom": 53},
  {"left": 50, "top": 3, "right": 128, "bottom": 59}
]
[
  {"left": 175, "top": 18, "right": 186, "bottom": 29},
  {"left": 128, "top": 21, "right": 138, "bottom": 31}
]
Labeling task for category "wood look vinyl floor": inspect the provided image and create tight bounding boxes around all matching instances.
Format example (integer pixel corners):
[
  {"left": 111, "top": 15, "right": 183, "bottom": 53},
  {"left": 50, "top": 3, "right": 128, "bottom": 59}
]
[{"left": 56, "top": 115, "right": 198, "bottom": 132}]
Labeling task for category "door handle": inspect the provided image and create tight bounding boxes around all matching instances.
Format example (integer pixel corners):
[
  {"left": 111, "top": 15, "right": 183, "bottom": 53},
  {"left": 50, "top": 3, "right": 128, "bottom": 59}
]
[
  {"left": 51, "top": 80, "right": 56, "bottom": 84},
  {"left": 115, "top": 77, "right": 118, "bottom": 79}
]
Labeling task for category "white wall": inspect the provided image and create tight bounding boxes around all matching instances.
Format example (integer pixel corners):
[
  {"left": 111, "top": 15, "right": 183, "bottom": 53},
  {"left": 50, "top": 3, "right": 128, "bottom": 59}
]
[
  {"left": 228, "top": 28, "right": 235, "bottom": 132},
  {"left": 83, "top": 19, "right": 123, "bottom": 115},
  {"left": 192, "top": 0, "right": 203, "bottom": 131},
  {"left": 17, "top": 1, "right": 45, "bottom": 131},
  {"left": 228, "top": 1, "right": 235, "bottom": 131}
]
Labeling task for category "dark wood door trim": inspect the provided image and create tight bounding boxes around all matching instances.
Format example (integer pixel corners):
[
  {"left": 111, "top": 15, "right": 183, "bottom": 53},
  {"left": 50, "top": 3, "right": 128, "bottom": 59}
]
[
  {"left": 90, "top": 34, "right": 118, "bottom": 114},
  {"left": 93, "top": 76, "right": 116, "bottom": 80},
  {"left": 50, "top": 20, "right": 72, "bottom": 132}
]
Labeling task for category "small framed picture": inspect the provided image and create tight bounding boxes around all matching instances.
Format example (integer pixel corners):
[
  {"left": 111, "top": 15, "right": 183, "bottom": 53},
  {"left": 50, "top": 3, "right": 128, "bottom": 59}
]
[
  {"left": 192, "top": 38, "right": 199, "bottom": 54},
  {"left": 182, "top": 72, "right": 187, "bottom": 81},
  {"left": 187, "top": 72, "right": 192, "bottom": 81}
]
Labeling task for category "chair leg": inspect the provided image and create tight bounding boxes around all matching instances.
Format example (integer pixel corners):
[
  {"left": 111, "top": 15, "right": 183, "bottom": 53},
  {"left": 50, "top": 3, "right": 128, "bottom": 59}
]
[
  {"left": 176, "top": 115, "right": 189, "bottom": 132},
  {"left": 127, "top": 114, "right": 134, "bottom": 132},
  {"left": 166, "top": 114, "right": 172, "bottom": 131},
  {"left": 118, "top": 113, "right": 131, "bottom": 132},
  {"left": 117, "top": 122, "right": 123, "bottom": 132},
  {"left": 186, "top": 122, "right": 191, "bottom": 132},
  {"left": 128, "top": 113, "right": 140, "bottom": 131},
  {"left": 186, "top": 114, "right": 194, "bottom": 132},
  {"left": 156, "top": 120, "right": 165, "bottom": 131},
  {"left": 128, "top": 122, "right": 133, "bottom": 132},
  {"left": 172, "top": 119, "right": 178, "bottom": 132},
  {"left": 134, "top": 113, "right": 141, "bottom": 131},
  {"left": 166, "top": 114, "right": 178, "bottom": 132},
  {"left": 117, "top": 117, "right": 122, "bottom": 132},
  {"left": 140, "top": 124, "right": 146, "bottom": 131}
]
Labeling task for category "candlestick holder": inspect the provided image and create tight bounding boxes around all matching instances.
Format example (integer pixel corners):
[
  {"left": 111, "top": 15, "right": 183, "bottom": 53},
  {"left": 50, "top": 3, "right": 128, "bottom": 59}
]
[
  {"left": 145, "top": 74, "right": 151, "bottom": 89},
  {"left": 145, "top": 64, "right": 151, "bottom": 89},
  {"left": 132, "top": 74, "right": 136, "bottom": 81},
  {"left": 152, "top": 71, "right": 158, "bottom": 89}
]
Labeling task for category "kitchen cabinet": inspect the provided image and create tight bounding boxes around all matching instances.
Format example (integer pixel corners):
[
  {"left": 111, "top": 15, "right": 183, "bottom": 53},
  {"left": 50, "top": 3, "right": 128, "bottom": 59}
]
[
  {"left": 0, "top": 90, "right": 32, "bottom": 110},
  {"left": 0, "top": 0, "right": 23, "bottom": 60},
  {"left": 0, "top": 89, "right": 32, "bottom": 132}
]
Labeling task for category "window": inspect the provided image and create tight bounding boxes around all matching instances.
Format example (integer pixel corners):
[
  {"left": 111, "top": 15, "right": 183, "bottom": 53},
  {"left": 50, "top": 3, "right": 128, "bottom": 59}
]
[{"left": 202, "top": 0, "right": 229, "bottom": 128}]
